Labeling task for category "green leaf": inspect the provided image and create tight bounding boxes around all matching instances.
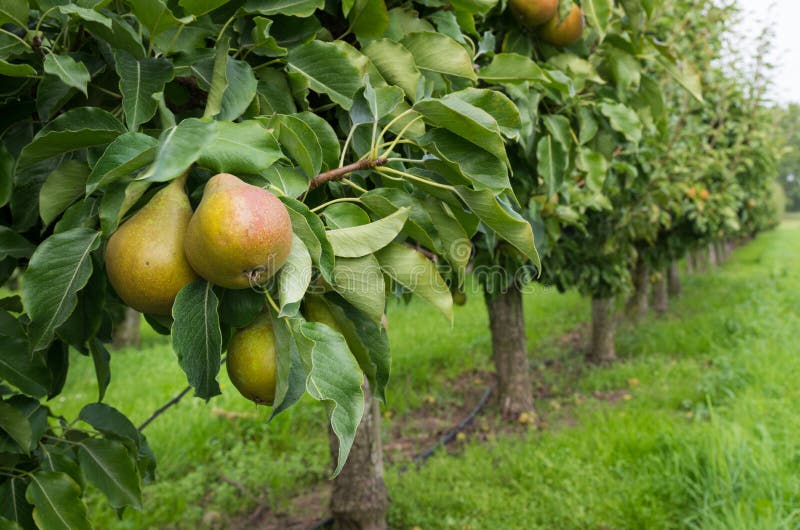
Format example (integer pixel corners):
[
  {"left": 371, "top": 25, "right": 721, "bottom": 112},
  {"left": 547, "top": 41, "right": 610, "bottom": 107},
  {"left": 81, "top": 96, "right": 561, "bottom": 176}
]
[
  {"left": 243, "top": 0, "right": 323, "bottom": 17},
  {"left": 323, "top": 202, "right": 370, "bottom": 229},
  {"left": 576, "top": 148, "right": 608, "bottom": 191},
  {"left": 83, "top": 12, "right": 146, "bottom": 59},
  {"left": 250, "top": 17, "right": 287, "bottom": 57},
  {"left": 360, "top": 189, "right": 438, "bottom": 249},
  {"left": 400, "top": 32, "right": 477, "bottom": 80},
  {"left": 293, "top": 112, "right": 341, "bottom": 171},
  {"left": 126, "top": 0, "right": 183, "bottom": 37},
  {"left": 171, "top": 281, "right": 222, "bottom": 399},
  {"left": 455, "top": 186, "right": 540, "bottom": 269},
  {"left": 0, "top": 226, "right": 34, "bottom": 259},
  {"left": 115, "top": 51, "right": 174, "bottom": 131},
  {"left": 0, "top": 401, "right": 32, "bottom": 453},
  {"left": 77, "top": 438, "right": 142, "bottom": 509},
  {"left": 0, "top": 145, "right": 10, "bottom": 208},
  {"left": 86, "top": 132, "right": 157, "bottom": 193},
  {"left": 0, "top": 338, "right": 49, "bottom": 398},
  {"left": 423, "top": 128, "right": 510, "bottom": 192},
  {"left": 277, "top": 235, "right": 312, "bottom": 318},
  {"left": 218, "top": 288, "right": 264, "bottom": 328},
  {"left": 331, "top": 255, "right": 385, "bottom": 324},
  {"left": 0, "top": 0, "right": 28, "bottom": 27},
  {"left": 177, "top": 0, "right": 228, "bottom": 16},
  {"left": 326, "top": 207, "right": 409, "bottom": 257},
  {"left": 89, "top": 338, "right": 111, "bottom": 402},
  {"left": 262, "top": 165, "right": 308, "bottom": 197},
  {"left": 78, "top": 403, "right": 140, "bottom": 447},
  {"left": 478, "top": 53, "right": 546, "bottom": 83},
  {"left": 542, "top": 115, "right": 572, "bottom": 150},
  {"left": 39, "top": 160, "right": 89, "bottom": 226},
  {"left": 537, "top": 134, "right": 568, "bottom": 198},
  {"left": 652, "top": 42, "right": 703, "bottom": 103},
  {"left": 204, "top": 38, "right": 229, "bottom": 119},
  {"left": 26, "top": 472, "right": 91, "bottom": 530},
  {"left": 415, "top": 96, "right": 508, "bottom": 167},
  {"left": 43, "top": 54, "right": 90, "bottom": 96},
  {"left": 198, "top": 120, "right": 283, "bottom": 174},
  {"left": 18, "top": 108, "right": 126, "bottom": 169},
  {"left": 36, "top": 75, "right": 75, "bottom": 122},
  {"left": 267, "top": 313, "right": 306, "bottom": 419},
  {"left": 0, "top": 59, "right": 36, "bottom": 77},
  {"left": 0, "top": 478, "right": 33, "bottom": 529},
  {"left": 583, "top": 0, "right": 611, "bottom": 41},
  {"left": 600, "top": 101, "right": 642, "bottom": 144},
  {"left": 57, "top": 4, "right": 112, "bottom": 28},
  {"left": 362, "top": 39, "right": 421, "bottom": 100},
  {"left": 22, "top": 228, "right": 102, "bottom": 352},
  {"left": 139, "top": 118, "right": 217, "bottom": 182},
  {"left": 607, "top": 47, "right": 641, "bottom": 92},
  {"left": 347, "top": 0, "right": 389, "bottom": 39},
  {"left": 280, "top": 197, "right": 335, "bottom": 283},
  {"left": 294, "top": 321, "right": 364, "bottom": 476},
  {"left": 450, "top": 88, "right": 521, "bottom": 139},
  {"left": 271, "top": 114, "right": 322, "bottom": 177},
  {"left": 218, "top": 58, "right": 258, "bottom": 121},
  {"left": 422, "top": 197, "right": 471, "bottom": 284},
  {"left": 287, "top": 41, "right": 363, "bottom": 110},
  {"left": 374, "top": 243, "right": 453, "bottom": 322}
]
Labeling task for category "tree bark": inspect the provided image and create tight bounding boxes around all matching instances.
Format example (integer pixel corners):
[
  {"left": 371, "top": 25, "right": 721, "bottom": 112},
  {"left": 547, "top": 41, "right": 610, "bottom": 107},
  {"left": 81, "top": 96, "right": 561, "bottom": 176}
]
[
  {"left": 652, "top": 272, "right": 668, "bottom": 314},
  {"left": 626, "top": 257, "right": 649, "bottom": 320},
  {"left": 708, "top": 243, "right": 718, "bottom": 268},
  {"left": 590, "top": 297, "right": 616, "bottom": 362},
  {"left": 667, "top": 260, "right": 681, "bottom": 297},
  {"left": 112, "top": 307, "right": 141, "bottom": 349},
  {"left": 484, "top": 284, "right": 535, "bottom": 421},
  {"left": 685, "top": 252, "right": 695, "bottom": 274},
  {"left": 329, "top": 381, "right": 388, "bottom": 530},
  {"left": 694, "top": 248, "right": 708, "bottom": 273}
]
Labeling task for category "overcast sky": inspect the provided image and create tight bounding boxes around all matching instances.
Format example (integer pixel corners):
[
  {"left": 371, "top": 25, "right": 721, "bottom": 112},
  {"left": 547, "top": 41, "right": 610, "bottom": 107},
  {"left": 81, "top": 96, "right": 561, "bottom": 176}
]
[{"left": 734, "top": 0, "right": 800, "bottom": 104}]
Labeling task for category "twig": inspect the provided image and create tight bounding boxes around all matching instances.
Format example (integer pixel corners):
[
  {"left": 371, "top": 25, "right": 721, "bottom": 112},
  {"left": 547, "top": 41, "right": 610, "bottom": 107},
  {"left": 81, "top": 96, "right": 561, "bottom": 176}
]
[
  {"left": 138, "top": 386, "right": 192, "bottom": 431},
  {"left": 307, "top": 157, "right": 388, "bottom": 192}
]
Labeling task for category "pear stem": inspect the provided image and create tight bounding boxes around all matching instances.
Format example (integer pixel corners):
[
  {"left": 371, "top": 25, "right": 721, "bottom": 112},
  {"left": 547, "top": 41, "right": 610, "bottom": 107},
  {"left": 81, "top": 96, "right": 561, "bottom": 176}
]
[{"left": 307, "top": 157, "right": 388, "bottom": 192}]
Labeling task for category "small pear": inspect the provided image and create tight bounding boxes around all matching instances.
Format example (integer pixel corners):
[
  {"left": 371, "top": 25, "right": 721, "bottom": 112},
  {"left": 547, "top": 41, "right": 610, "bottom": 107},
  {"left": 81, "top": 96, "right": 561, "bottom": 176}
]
[
  {"left": 105, "top": 175, "right": 198, "bottom": 316},
  {"left": 184, "top": 173, "right": 293, "bottom": 290},
  {"left": 540, "top": 3, "right": 585, "bottom": 46},
  {"left": 509, "top": 0, "right": 558, "bottom": 28},
  {"left": 226, "top": 313, "right": 277, "bottom": 405}
]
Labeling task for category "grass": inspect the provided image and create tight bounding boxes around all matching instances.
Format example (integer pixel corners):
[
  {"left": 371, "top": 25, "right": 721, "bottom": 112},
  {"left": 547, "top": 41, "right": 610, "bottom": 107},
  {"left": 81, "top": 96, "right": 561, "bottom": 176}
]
[{"left": 54, "top": 220, "right": 800, "bottom": 529}]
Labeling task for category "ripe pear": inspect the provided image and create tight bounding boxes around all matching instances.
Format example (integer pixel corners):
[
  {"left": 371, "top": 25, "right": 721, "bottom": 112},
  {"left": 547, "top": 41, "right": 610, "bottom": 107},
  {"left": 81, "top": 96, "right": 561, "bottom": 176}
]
[
  {"left": 184, "top": 173, "right": 293, "bottom": 290},
  {"left": 226, "top": 313, "right": 277, "bottom": 405},
  {"left": 105, "top": 175, "right": 198, "bottom": 316},
  {"left": 509, "top": 0, "right": 558, "bottom": 28},
  {"left": 540, "top": 3, "right": 585, "bottom": 46}
]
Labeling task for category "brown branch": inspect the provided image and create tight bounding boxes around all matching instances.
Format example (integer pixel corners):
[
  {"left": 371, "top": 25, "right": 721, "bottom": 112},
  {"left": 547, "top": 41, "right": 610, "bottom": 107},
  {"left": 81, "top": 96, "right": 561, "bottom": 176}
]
[
  {"left": 138, "top": 385, "right": 192, "bottom": 431},
  {"left": 307, "top": 157, "right": 387, "bottom": 192}
]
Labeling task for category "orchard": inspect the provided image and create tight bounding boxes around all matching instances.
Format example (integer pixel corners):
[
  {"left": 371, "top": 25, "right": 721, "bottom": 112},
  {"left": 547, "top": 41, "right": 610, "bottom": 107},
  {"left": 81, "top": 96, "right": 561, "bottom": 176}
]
[{"left": 0, "top": 0, "right": 792, "bottom": 529}]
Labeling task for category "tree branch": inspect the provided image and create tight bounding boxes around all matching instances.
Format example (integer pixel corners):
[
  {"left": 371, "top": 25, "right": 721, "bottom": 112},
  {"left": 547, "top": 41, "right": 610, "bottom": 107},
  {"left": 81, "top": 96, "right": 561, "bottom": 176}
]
[
  {"left": 138, "top": 386, "right": 192, "bottom": 431},
  {"left": 307, "top": 157, "right": 387, "bottom": 192}
]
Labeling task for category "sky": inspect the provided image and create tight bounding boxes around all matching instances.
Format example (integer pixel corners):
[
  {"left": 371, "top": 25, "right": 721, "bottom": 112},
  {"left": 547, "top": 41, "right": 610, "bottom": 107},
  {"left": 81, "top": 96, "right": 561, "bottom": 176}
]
[{"left": 734, "top": 0, "right": 800, "bottom": 104}]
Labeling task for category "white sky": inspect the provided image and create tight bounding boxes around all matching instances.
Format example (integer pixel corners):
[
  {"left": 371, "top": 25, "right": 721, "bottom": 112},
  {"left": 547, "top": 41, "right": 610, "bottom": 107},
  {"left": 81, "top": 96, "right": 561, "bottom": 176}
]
[{"left": 734, "top": 0, "right": 800, "bottom": 104}]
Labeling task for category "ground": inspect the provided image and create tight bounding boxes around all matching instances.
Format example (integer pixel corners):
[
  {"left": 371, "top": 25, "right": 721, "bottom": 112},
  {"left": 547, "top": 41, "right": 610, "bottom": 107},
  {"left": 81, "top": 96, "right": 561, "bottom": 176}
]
[{"left": 57, "top": 217, "right": 800, "bottom": 529}]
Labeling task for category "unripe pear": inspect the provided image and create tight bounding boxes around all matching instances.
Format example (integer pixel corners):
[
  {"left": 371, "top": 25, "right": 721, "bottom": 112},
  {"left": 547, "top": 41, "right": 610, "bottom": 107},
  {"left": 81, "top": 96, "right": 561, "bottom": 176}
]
[
  {"left": 184, "top": 173, "right": 293, "bottom": 289},
  {"left": 540, "top": 3, "right": 584, "bottom": 46},
  {"left": 509, "top": 0, "right": 558, "bottom": 28},
  {"left": 105, "top": 175, "right": 198, "bottom": 316},
  {"left": 226, "top": 313, "right": 277, "bottom": 405}
]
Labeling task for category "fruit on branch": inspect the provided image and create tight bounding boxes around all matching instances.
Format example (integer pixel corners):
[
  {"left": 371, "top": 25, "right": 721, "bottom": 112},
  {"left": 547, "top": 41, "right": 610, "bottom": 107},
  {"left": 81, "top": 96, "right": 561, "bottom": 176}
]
[
  {"left": 509, "top": 0, "right": 558, "bottom": 28},
  {"left": 699, "top": 189, "right": 710, "bottom": 200},
  {"left": 226, "top": 312, "right": 277, "bottom": 405},
  {"left": 687, "top": 187, "right": 698, "bottom": 198},
  {"left": 540, "top": 3, "right": 584, "bottom": 46},
  {"left": 184, "top": 173, "right": 293, "bottom": 289},
  {"left": 452, "top": 289, "right": 467, "bottom": 306},
  {"left": 105, "top": 175, "right": 198, "bottom": 316}
]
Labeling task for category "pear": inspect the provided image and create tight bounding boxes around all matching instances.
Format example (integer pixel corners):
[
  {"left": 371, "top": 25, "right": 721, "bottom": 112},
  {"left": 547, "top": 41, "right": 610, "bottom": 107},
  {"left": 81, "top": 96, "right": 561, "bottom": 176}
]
[
  {"left": 226, "top": 313, "right": 277, "bottom": 405},
  {"left": 184, "top": 173, "right": 293, "bottom": 290},
  {"left": 540, "top": 3, "right": 585, "bottom": 46},
  {"left": 105, "top": 175, "right": 198, "bottom": 316},
  {"left": 509, "top": 0, "right": 558, "bottom": 28}
]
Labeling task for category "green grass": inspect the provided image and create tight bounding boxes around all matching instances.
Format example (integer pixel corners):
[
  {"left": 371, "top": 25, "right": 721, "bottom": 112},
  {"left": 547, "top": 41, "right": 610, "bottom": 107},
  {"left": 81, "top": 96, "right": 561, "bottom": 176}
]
[
  {"left": 387, "top": 222, "right": 800, "bottom": 530},
  {"left": 55, "top": 222, "right": 800, "bottom": 529}
]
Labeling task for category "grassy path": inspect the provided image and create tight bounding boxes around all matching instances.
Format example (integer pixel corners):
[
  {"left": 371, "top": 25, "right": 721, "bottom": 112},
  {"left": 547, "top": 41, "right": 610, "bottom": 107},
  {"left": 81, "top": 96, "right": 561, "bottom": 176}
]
[
  {"left": 388, "top": 221, "right": 800, "bottom": 529},
  {"left": 56, "top": 222, "right": 798, "bottom": 528}
]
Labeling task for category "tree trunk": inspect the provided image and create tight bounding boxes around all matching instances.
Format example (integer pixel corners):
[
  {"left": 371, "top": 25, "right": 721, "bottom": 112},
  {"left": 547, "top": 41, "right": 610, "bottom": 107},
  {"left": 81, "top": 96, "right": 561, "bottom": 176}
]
[
  {"left": 484, "top": 284, "right": 535, "bottom": 421},
  {"left": 694, "top": 248, "right": 708, "bottom": 273},
  {"left": 667, "top": 260, "right": 681, "bottom": 297},
  {"left": 685, "top": 252, "right": 695, "bottom": 274},
  {"left": 708, "top": 243, "right": 718, "bottom": 268},
  {"left": 329, "top": 381, "right": 388, "bottom": 530},
  {"left": 590, "top": 297, "right": 616, "bottom": 362},
  {"left": 626, "top": 257, "right": 649, "bottom": 320},
  {"left": 717, "top": 241, "right": 727, "bottom": 262},
  {"left": 652, "top": 272, "right": 668, "bottom": 314},
  {"left": 112, "top": 307, "right": 141, "bottom": 349}
]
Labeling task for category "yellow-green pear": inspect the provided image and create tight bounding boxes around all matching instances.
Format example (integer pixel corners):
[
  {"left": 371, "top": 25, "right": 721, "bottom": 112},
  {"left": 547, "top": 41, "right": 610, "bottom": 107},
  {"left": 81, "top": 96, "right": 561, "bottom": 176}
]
[
  {"left": 540, "top": 3, "right": 585, "bottom": 46},
  {"left": 105, "top": 175, "right": 198, "bottom": 316},
  {"left": 509, "top": 0, "right": 558, "bottom": 28},
  {"left": 184, "top": 173, "right": 293, "bottom": 290},
  {"left": 226, "top": 313, "right": 277, "bottom": 405}
]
